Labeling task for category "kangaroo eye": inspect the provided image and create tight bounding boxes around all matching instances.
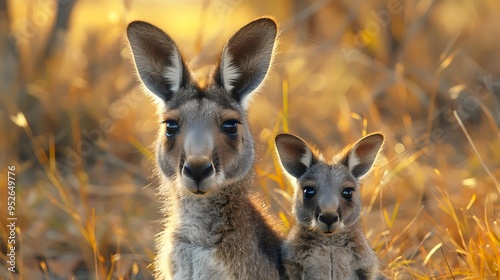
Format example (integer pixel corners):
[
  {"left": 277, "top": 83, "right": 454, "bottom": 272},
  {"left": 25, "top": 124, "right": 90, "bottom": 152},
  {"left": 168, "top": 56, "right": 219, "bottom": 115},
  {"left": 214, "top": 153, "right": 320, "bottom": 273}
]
[
  {"left": 222, "top": 120, "right": 239, "bottom": 136},
  {"left": 341, "top": 188, "right": 355, "bottom": 201},
  {"left": 303, "top": 186, "right": 316, "bottom": 199},
  {"left": 165, "top": 120, "right": 179, "bottom": 137}
]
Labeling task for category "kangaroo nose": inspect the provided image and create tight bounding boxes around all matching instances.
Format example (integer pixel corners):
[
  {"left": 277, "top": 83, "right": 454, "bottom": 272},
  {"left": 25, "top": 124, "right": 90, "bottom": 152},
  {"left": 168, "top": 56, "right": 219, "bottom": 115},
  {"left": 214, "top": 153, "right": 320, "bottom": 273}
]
[
  {"left": 183, "top": 160, "right": 214, "bottom": 183},
  {"left": 318, "top": 213, "right": 339, "bottom": 226}
]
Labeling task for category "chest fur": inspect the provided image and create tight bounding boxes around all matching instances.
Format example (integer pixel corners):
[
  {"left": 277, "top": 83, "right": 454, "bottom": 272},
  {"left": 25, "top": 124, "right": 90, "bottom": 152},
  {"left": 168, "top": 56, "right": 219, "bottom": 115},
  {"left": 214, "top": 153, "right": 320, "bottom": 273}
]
[
  {"left": 154, "top": 196, "right": 231, "bottom": 278},
  {"left": 156, "top": 213, "right": 231, "bottom": 279},
  {"left": 169, "top": 237, "right": 231, "bottom": 280},
  {"left": 297, "top": 245, "right": 356, "bottom": 279},
  {"left": 155, "top": 192, "right": 281, "bottom": 280},
  {"left": 283, "top": 232, "right": 374, "bottom": 280}
]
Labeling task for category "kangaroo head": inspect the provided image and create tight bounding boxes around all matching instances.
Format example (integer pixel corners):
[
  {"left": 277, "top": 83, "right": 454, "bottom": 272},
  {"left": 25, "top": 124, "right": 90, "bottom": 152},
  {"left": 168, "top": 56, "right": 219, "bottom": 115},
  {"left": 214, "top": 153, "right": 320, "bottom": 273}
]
[
  {"left": 275, "top": 133, "right": 384, "bottom": 234},
  {"left": 127, "top": 18, "right": 277, "bottom": 195}
]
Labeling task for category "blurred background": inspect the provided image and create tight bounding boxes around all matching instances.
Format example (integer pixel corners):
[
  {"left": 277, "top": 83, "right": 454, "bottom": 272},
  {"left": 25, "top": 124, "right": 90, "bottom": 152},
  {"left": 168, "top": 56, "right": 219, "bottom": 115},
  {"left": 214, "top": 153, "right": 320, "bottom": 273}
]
[{"left": 1, "top": 0, "right": 500, "bottom": 279}]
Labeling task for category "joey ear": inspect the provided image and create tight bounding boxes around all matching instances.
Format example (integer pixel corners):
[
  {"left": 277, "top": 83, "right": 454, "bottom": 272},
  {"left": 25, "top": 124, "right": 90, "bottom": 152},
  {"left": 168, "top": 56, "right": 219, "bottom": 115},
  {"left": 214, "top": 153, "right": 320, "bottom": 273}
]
[
  {"left": 275, "top": 134, "right": 314, "bottom": 179},
  {"left": 127, "top": 21, "right": 190, "bottom": 102},
  {"left": 215, "top": 17, "right": 278, "bottom": 109},
  {"left": 346, "top": 133, "right": 384, "bottom": 179}
]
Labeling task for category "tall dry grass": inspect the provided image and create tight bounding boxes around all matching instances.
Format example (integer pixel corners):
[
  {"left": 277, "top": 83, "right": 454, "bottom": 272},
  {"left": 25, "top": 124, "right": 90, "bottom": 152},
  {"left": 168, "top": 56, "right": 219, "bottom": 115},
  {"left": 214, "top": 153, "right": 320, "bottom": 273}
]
[{"left": 1, "top": 0, "right": 499, "bottom": 279}]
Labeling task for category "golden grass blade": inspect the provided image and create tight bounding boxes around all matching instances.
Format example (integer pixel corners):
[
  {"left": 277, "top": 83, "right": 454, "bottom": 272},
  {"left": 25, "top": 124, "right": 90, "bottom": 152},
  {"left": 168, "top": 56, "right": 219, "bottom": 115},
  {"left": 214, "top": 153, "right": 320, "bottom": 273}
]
[
  {"left": 282, "top": 80, "right": 289, "bottom": 133},
  {"left": 466, "top": 194, "right": 476, "bottom": 211},
  {"left": 453, "top": 110, "right": 500, "bottom": 192},
  {"left": 279, "top": 211, "right": 291, "bottom": 230},
  {"left": 127, "top": 135, "right": 154, "bottom": 159},
  {"left": 9, "top": 112, "right": 28, "bottom": 128},
  {"left": 423, "top": 242, "right": 442, "bottom": 265}
]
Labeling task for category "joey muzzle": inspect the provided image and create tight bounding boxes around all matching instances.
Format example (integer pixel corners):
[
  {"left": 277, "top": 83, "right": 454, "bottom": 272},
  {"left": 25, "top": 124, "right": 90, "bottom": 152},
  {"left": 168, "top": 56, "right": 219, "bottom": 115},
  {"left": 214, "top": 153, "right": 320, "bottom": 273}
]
[
  {"left": 318, "top": 212, "right": 339, "bottom": 226},
  {"left": 317, "top": 211, "right": 341, "bottom": 234}
]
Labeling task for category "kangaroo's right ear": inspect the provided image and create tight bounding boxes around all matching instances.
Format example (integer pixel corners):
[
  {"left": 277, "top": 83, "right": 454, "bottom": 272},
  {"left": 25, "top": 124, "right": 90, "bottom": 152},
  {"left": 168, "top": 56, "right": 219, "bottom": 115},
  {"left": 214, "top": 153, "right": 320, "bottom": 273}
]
[
  {"left": 214, "top": 17, "right": 278, "bottom": 109},
  {"left": 275, "top": 134, "right": 314, "bottom": 179},
  {"left": 127, "top": 21, "right": 191, "bottom": 102}
]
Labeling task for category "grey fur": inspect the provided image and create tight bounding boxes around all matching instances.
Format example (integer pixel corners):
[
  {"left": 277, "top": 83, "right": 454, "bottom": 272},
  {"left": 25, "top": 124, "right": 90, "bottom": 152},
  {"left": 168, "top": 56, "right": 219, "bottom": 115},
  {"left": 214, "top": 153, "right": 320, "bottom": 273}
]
[
  {"left": 127, "top": 18, "right": 283, "bottom": 279},
  {"left": 275, "top": 133, "right": 388, "bottom": 280}
]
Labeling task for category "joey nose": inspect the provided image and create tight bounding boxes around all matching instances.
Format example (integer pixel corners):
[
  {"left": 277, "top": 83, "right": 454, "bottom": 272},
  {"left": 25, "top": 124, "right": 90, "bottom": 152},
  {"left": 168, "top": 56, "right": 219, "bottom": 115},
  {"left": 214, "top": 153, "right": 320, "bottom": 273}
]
[
  {"left": 183, "top": 160, "right": 214, "bottom": 183},
  {"left": 318, "top": 213, "right": 339, "bottom": 226}
]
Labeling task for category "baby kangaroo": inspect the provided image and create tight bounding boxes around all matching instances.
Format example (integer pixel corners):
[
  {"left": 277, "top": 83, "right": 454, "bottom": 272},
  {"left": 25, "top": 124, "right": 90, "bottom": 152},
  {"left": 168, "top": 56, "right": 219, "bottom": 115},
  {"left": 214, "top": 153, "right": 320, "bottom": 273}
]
[
  {"left": 127, "top": 18, "right": 283, "bottom": 279},
  {"left": 275, "top": 133, "right": 387, "bottom": 280}
]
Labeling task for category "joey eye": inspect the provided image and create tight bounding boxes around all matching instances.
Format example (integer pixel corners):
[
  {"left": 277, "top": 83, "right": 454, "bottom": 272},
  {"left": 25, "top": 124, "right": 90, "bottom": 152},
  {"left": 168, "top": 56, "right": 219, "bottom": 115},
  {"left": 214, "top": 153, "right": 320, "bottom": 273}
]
[
  {"left": 221, "top": 120, "right": 239, "bottom": 136},
  {"left": 165, "top": 120, "right": 179, "bottom": 137},
  {"left": 302, "top": 186, "right": 316, "bottom": 199},
  {"left": 341, "top": 188, "right": 355, "bottom": 201}
]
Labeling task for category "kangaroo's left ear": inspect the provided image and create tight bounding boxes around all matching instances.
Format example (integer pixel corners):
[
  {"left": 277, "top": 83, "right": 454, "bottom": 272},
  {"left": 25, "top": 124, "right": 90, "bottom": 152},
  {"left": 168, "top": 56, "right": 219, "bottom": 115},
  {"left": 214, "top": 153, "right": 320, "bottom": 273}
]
[
  {"left": 214, "top": 17, "right": 278, "bottom": 109},
  {"left": 346, "top": 133, "right": 384, "bottom": 179}
]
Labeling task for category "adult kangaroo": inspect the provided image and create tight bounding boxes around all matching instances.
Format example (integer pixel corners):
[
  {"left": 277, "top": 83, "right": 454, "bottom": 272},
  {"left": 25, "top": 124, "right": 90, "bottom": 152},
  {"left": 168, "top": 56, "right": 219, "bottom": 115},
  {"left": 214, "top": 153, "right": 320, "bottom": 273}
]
[{"left": 127, "top": 18, "right": 283, "bottom": 280}]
